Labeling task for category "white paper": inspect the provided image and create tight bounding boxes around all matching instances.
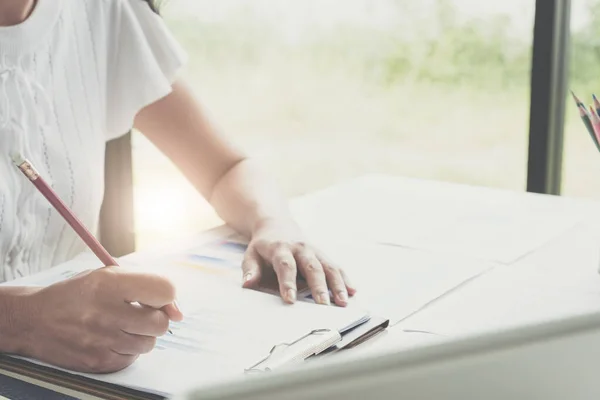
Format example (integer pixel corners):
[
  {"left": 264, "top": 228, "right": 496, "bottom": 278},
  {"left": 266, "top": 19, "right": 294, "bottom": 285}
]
[
  {"left": 83, "top": 274, "right": 364, "bottom": 396},
  {"left": 135, "top": 234, "right": 493, "bottom": 325},
  {"left": 340, "top": 329, "right": 445, "bottom": 360},
  {"left": 2, "top": 252, "right": 366, "bottom": 397},
  {"left": 1, "top": 231, "right": 491, "bottom": 395},
  {"left": 398, "top": 258, "right": 600, "bottom": 336},
  {"left": 291, "top": 175, "right": 590, "bottom": 264},
  {"left": 311, "top": 240, "right": 494, "bottom": 324}
]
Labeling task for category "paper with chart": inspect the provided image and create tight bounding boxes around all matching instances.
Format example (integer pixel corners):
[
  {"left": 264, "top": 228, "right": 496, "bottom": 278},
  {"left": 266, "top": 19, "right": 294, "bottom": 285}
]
[
  {"left": 137, "top": 232, "right": 493, "bottom": 325},
  {"left": 131, "top": 233, "right": 312, "bottom": 298},
  {"left": 87, "top": 281, "right": 364, "bottom": 396},
  {"left": 0, "top": 250, "right": 366, "bottom": 396},
  {"left": 291, "top": 176, "right": 590, "bottom": 264}
]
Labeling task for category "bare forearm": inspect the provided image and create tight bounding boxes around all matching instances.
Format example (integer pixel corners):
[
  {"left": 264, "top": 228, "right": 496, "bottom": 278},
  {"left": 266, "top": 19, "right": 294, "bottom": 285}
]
[
  {"left": 208, "top": 158, "right": 296, "bottom": 238},
  {"left": 135, "top": 81, "right": 297, "bottom": 238},
  {"left": 0, "top": 287, "right": 37, "bottom": 354}
]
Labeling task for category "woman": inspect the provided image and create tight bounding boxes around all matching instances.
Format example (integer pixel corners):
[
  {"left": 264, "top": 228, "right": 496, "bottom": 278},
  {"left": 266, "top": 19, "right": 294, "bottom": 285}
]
[{"left": 0, "top": 0, "right": 355, "bottom": 373}]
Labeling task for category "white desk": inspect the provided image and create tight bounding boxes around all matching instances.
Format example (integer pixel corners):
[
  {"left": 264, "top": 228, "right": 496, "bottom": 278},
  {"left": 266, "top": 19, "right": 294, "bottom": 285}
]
[
  {"left": 4, "top": 174, "right": 600, "bottom": 398},
  {"left": 175, "top": 174, "right": 600, "bottom": 400},
  {"left": 288, "top": 174, "right": 600, "bottom": 346}
]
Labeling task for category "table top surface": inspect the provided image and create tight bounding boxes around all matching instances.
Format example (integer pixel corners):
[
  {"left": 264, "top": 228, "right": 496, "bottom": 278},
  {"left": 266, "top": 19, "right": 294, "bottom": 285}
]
[
  {"left": 5, "top": 173, "right": 600, "bottom": 397},
  {"left": 288, "top": 174, "right": 600, "bottom": 346}
]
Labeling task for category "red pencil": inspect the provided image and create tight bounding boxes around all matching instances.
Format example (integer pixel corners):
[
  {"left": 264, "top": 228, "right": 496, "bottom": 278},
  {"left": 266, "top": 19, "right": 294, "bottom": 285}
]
[
  {"left": 11, "top": 153, "right": 118, "bottom": 267},
  {"left": 593, "top": 94, "right": 600, "bottom": 116},
  {"left": 590, "top": 106, "right": 600, "bottom": 144}
]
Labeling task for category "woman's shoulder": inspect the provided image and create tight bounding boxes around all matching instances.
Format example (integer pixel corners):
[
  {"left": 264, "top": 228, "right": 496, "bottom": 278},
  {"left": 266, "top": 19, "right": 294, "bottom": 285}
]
[
  {"left": 77, "top": 0, "right": 160, "bottom": 35},
  {"left": 71, "top": 0, "right": 160, "bottom": 50}
]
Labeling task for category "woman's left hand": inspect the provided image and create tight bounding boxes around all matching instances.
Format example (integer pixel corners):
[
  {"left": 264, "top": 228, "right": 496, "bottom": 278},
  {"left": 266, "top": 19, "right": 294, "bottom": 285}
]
[{"left": 241, "top": 220, "right": 356, "bottom": 307}]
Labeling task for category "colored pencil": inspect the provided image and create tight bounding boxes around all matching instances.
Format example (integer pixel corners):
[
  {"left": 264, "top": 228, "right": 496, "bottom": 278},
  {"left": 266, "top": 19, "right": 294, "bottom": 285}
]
[
  {"left": 593, "top": 94, "right": 600, "bottom": 117},
  {"left": 11, "top": 153, "right": 118, "bottom": 267},
  {"left": 578, "top": 104, "right": 598, "bottom": 147},
  {"left": 572, "top": 90, "right": 584, "bottom": 107},
  {"left": 584, "top": 105, "right": 600, "bottom": 150},
  {"left": 570, "top": 91, "right": 600, "bottom": 151},
  {"left": 590, "top": 105, "right": 600, "bottom": 144}
]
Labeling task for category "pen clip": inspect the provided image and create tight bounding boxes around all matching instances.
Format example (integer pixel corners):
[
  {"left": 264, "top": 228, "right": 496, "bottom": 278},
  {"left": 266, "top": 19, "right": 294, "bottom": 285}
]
[{"left": 245, "top": 329, "right": 341, "bottom": 373}]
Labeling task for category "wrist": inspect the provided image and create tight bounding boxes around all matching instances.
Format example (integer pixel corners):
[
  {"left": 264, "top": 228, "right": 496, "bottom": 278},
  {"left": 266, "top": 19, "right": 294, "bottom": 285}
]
[
  {"left": 0, "top": 287, "right": 41, "bottom": 355},
  {"left": 251, "top": 216, "right": 302, "bottom": 237}
]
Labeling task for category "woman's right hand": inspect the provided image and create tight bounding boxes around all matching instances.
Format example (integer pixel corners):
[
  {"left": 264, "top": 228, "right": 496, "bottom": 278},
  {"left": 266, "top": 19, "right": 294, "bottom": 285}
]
[{"left": 21, "top": 267, "right": 182, "bottom": 373}]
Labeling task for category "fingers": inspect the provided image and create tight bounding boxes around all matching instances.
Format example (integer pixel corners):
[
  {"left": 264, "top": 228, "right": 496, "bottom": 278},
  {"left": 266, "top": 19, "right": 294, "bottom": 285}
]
[
  {"left": 270, "top": 247, "right": 298, "bottom": 304},
  {"left": 34, "top": 340, "right": 138, "bottom": 374},
  {"left": 318, "top": 251, "right": 356, "bottom": 298},
  {"left": 295, "top": 250, "right": 330, "bottom": 306},
  {"left": 254, "top": 242, "right": 298, "bottom": 304},
  {"left": 251, "top": 240, "right": 354, "bottom": 306},
  {"left": 118, "top": 303, "right": 171, "bottom": 337},
  {"left": 99, "top": 269, "right": 177, "bottom": 309},
  {"left": 241, "top": 249, "right": 262, "bottom": 289},
  {"left": 321, "top": 260, "right": 349, "bottom": 307},
  {"left": 111, "top": 331, "right": 157, "bottom": 356},
  {"left": 161, "top": 301, "right": 183, "bottom": 322},
  {"left": 340, "top": 268, "right": 357, "bottom": 296}
]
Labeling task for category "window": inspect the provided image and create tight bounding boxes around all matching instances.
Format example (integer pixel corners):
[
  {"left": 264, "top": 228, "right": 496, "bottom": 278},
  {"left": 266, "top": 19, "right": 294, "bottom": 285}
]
[{"left": 132, "top": 0, "right": 536, "bottom": 249}]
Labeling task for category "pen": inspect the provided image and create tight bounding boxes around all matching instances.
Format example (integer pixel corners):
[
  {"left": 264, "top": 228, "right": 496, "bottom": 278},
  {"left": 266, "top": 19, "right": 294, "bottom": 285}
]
[{"left": 11, "top": 153, "right": 174, "bottom": 334}]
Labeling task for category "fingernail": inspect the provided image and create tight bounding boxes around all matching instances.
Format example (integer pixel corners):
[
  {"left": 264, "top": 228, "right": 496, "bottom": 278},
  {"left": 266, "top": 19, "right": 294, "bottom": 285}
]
[
  {"left": 173, "top": 300, "right": 183, "bottom": 315},
  {"left": 244, "top": 273, "right": 252, "bottom": 283},
  {"left": 318, "top": 292, "right": 330, "bottom": 306},
  {"left": 287, "top": 289, "right": 297, "bottom": 303},
  {"left": 338, "top": 291, "right": 348, "bottom": 303}
]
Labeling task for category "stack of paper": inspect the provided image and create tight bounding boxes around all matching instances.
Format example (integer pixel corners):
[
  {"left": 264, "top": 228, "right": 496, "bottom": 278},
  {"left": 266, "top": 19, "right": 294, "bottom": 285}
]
[
  {"left": 291, "top": 175, "right": 589, "bottom": 264},
  {"left": 0, "top": 226, "right": 495, "bottom": 396},
  {"left": 1, "top": 255, "right": 366, "bottom": 397},
  {"left": 314, "top": 239, "right": 494, "bottom": 324},
  {"left": 131, "top": 231, "right": 494, "bottom": 325}
]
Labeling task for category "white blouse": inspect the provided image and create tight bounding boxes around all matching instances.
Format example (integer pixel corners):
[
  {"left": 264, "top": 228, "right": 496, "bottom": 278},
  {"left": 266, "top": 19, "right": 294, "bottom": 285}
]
[{"left": 0, "top": 0, "right": 186, "bottom": 282}]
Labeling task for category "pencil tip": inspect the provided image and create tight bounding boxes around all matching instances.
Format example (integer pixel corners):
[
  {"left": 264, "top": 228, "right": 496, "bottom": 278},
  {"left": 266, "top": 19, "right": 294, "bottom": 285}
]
[
  {"left": 10, "top": 152, "right": 25, "bottom": 166},
  {"left": 594, "top": 94, "right": 598, "bottom": 102}
]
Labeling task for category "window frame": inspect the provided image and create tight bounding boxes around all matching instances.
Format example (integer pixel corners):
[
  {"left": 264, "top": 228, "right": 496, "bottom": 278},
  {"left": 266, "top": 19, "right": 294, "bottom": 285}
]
[{"left": 526, "top": 0, "right": 571, "bottom": 194}]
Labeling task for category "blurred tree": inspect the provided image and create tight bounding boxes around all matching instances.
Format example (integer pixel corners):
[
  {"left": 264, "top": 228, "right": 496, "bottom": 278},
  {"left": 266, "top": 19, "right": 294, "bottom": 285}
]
[{"left": 571, "top": 0, "right": 600, "bottom": 90}]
